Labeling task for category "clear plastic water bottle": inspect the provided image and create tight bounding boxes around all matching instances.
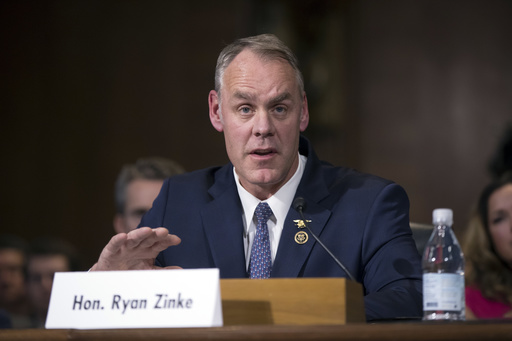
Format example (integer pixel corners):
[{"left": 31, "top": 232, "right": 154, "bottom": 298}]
[{"left": 422, "top": 208, "right": 465, "bottom": 320}]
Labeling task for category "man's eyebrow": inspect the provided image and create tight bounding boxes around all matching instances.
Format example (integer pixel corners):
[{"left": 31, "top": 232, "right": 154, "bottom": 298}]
[
  {"left": 269, "top": 92, "right": 292, "bottom": 104},
  {"left": 231, "top": 91, "right": 292, "bottom": 104},
  {"left": 233, "top": 91, "right": 255, "bottom": 101}
]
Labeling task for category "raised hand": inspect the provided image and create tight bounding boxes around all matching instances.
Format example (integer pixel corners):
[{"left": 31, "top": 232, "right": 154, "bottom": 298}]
[{"left": 90, "top": 227, "right": 181, "bottom": 271}]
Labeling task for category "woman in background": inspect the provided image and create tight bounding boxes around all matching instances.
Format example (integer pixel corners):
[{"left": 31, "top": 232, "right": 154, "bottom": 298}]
[{"left": 463, "top": 172, "right": 512, "bottom": 319}]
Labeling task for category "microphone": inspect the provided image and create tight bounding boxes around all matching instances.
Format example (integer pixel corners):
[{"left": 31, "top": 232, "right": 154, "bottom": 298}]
[{"left": 292, "top": 197, "right": 356, "bottom": 281}]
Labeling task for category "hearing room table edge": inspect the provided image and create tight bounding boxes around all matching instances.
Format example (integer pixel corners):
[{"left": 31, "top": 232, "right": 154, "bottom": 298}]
[{"left": 1, "top": 321, "right": 512, "bottom": 341}]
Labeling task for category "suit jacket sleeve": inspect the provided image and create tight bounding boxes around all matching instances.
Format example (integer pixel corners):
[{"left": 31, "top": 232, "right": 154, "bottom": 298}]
[{"left": 360, "top": 182, "right": 423, "bottom": 321}]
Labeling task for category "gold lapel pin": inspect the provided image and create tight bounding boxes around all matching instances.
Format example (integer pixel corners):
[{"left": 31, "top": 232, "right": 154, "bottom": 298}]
[
  {"left": 293, "top": 219, "right": 311, "bottom": 229},
  {"left": 294, "top": 231, "right": 309, "bottom": 244}
]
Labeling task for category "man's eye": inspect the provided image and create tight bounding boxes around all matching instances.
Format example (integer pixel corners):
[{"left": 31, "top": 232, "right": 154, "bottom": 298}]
[
  {"left": 240, "top": 107, "right": 252, "bottom": 114},
  {"left": 491, "top": 216, "right": 504, "bottom": 225},
  {"left": 130, "top": 209, "right": 148, "bottom": 219},
  {"left": 274, "top": 106, "right": 286, "bottom": 114}
]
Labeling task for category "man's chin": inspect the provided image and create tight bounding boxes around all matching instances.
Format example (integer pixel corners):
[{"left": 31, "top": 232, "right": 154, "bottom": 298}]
[{"left": 247, "top": 169, "right": 279, "bottom": 184}]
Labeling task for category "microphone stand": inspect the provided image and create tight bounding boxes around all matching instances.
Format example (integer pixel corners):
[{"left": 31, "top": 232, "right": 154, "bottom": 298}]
[{"left": 294, "top": 198, "right": 356, "bottom": 282}]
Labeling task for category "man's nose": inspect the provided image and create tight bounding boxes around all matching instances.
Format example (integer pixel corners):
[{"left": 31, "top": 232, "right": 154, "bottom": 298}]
[{"left": 252, "top": 111, "right": 274, "bottom": 137}]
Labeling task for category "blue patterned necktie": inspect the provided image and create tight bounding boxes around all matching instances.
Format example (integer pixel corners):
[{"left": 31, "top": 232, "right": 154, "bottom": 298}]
[{"left": 249, "top": 202, "right": 273, "bottom": 279}]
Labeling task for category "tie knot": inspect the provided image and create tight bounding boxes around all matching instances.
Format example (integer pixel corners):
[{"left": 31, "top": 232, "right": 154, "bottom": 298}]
[{"left": 255, "top": 202, "right": 273, "bottom": 224}]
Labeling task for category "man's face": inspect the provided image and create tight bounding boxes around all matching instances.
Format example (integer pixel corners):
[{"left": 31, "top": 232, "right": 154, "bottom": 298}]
[
  {"left": 114, "top": 179, "right": 164, "bottom": 233},
  {"left": 0, "top": 249, "right": 25, "bottom": 305},
  {"left": 26, "top": 254, "right": 69, "bottom": 315},
  {"left": 209, "top": 50, "right": 309, "bottom": 200}
]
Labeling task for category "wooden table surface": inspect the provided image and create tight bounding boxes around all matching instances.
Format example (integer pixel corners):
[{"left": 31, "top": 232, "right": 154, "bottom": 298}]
[{"left": 1, "top": 321, "right": 511, "bottom": 341}]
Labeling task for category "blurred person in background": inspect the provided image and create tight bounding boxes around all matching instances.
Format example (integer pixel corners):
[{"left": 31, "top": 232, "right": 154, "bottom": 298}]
[
  {"left": 488, "top": 123, "right": 512, "bottom": 180},
  {"left": 0, "top": 309, "right": 11, "bottom": 329},
  {"left": 0, "top": 234, "right": 31, "bottom": 328},
  {"left": 25, "top": 237, "right": 82, "bottom": 328},
  {"left": 463, "top": 172, "right": 512, "bottom": 319},
  {"left": 113, "top": 157, "right": 185, "bottom": 234}
]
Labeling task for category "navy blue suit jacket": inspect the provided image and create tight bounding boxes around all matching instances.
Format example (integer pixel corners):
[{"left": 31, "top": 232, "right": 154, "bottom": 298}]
[{"left": 141, "top": 136, "right": 423, "bottom": 321}]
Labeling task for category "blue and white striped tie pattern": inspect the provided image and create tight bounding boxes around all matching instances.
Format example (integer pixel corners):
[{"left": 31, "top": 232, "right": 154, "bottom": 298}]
[{"left": 249, "top": 202, "right": 273, "bottom": 279}]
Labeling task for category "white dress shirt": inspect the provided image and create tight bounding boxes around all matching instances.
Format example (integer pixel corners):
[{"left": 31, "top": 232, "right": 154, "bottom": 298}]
[{"left": 234, "top": 154, "right": 307, "bottom": 271}]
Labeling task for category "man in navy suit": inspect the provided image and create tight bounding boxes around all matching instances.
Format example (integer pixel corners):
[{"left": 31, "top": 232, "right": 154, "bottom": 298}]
[{"left": 92, "top": 34, "right": 422, "bottom": 321}]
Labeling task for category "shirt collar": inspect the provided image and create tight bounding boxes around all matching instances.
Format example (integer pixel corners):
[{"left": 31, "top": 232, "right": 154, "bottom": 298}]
[{"left": 234, "top": 153, "right": 307, "bottom": 234}]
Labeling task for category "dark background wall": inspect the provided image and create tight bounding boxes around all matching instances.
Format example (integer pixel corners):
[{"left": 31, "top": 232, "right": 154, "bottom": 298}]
[{"left": 1, "top": 0, "right": 511, "bottom": 268}]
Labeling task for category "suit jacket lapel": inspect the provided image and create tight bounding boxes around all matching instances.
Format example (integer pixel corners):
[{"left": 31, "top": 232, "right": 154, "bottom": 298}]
[
  {"left": 272, "top": 202, "right": 332, "bottom": 277},
  {"left": 201, "top": 165, "right": 247, "bottom": 278},
  {"left": 272, "top": 136, "right": 333, "bottom": 277}
]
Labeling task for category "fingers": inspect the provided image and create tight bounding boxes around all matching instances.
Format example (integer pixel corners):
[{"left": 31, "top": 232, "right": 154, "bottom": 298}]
[
  {"left": 155, "top": 265, "right": 183, "bottom": 270},
  {"left": 120, "top": 227, "right": 181, "bottom": 262},
  {"left": 125, "top": 227, "right": 157, "bottom": 248},
  {"left": 126, "top": 227, "right": 180, "bottom": 251},
  {"left": 92, "top": 233, "right": 129, "bottom": 271},
  {"left": 93, "top": 227, "right": 180, "bottom": 271},
  {"left": 152, "top": 228, "right": 181, "bottom": 252},
  {"left": 105, "top": 233, "right": 128, "bottom": 255}
]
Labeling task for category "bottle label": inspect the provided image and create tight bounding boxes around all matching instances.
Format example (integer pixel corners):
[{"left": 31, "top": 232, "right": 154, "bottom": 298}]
[{"left": 423, "top": 273, "right": 464, "bottom": 311}]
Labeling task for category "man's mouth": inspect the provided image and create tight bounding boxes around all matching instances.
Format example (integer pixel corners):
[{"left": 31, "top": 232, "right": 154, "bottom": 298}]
[{"left": 251, "top": 149, "right": 276, "bottom": 156}]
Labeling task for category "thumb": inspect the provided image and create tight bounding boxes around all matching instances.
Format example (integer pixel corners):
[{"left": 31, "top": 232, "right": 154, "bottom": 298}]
[{"left": 158, "top": 265, "right": 183, "bottom": 270}]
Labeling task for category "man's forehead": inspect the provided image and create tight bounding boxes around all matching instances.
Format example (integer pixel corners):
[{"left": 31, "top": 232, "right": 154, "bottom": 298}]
[
  {"left": 222, "top": 53, "right": 299, "bottom": 96},
  {"left": 127, "top": 178, "right": 164, "bottom": 192},
  {"left": 226, "top": 49, "right": 291, "bottom": 73}
]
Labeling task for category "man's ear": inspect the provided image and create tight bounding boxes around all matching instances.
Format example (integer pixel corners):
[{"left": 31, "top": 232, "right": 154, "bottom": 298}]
[
  {"left": 113, "top": 214, "right": 126, "bottom": 234},
  {"left": 299, "top": 92, "right": 310, "bottom": 132},
  {"left": 209, "top": 90, "right": 224, "bottom": 132}
]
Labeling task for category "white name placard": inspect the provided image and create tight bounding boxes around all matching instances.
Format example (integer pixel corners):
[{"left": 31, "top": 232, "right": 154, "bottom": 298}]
[{"left": 45, "top": 268, "right": 223, "bottom": 329}]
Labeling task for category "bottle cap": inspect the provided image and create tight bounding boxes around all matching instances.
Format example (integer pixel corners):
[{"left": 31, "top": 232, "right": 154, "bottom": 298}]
[{"left": 432, "top": 208, "right": 453, "bottom": 225}]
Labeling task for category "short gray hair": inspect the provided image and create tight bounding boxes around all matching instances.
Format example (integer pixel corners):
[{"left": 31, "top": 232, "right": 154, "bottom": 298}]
[
  {"left": 114, "top": 157, "right": 185, "bottom": 213},
  {"left": 214, "top": 34, "right": 304, "bottom": 98}
]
